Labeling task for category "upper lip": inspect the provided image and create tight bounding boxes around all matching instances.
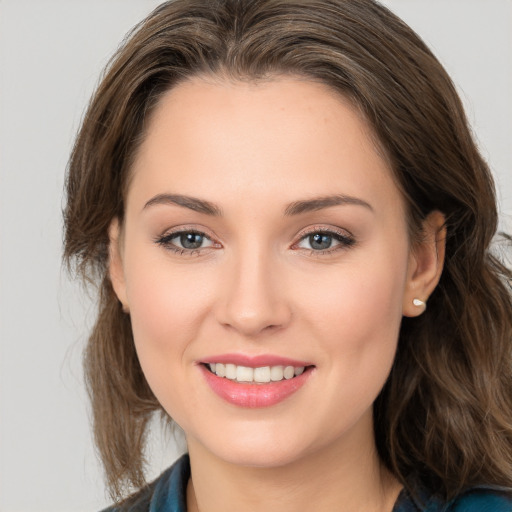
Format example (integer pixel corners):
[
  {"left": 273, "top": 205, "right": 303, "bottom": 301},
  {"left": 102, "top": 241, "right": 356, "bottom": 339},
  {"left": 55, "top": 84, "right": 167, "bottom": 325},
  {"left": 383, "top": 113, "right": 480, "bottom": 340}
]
[{"left": 200, "top": 353, "right": 312, "bottom": 368}]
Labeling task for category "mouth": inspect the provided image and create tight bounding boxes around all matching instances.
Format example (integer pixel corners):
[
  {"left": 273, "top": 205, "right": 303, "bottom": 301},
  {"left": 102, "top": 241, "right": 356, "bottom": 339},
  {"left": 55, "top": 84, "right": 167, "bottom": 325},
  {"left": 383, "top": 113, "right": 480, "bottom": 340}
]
[
  {"left": 199, "top": 357, "right": 315, "bottom": 408},
  {"left": 203, "top": 362, "right": 310, "bottom": 384}
]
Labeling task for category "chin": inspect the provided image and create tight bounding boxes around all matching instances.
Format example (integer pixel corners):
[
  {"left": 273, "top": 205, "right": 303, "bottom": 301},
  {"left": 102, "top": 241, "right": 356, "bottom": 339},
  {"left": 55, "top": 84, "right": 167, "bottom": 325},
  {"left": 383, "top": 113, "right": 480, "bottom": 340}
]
[
  {"left": 217, "top": 446, "right": 308, "bottom": 469},
  {"left": 188, "top": 421, "right": 322, "bottom": 469}
]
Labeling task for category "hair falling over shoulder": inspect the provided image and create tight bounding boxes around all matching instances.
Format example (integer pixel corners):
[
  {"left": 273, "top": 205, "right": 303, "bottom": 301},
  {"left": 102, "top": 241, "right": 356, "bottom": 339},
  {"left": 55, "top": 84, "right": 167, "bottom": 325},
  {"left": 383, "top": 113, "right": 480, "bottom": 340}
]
[{"left": 63, "top": 0, "right": 512, "bottom": 503}]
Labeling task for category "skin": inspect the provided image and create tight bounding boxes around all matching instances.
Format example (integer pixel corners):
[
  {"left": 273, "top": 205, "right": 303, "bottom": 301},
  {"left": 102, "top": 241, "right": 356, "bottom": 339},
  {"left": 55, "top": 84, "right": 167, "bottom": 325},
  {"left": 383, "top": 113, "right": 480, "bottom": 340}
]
[{"left": 110, "top": 76, "right": 446, "bottom": 512}]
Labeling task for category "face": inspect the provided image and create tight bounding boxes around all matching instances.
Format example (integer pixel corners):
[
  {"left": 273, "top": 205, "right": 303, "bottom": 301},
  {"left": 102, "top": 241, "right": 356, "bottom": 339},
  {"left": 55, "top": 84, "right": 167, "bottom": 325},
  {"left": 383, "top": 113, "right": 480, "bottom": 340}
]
[{"left": 110, "top": 77, "right": 433, "bottom": 469}]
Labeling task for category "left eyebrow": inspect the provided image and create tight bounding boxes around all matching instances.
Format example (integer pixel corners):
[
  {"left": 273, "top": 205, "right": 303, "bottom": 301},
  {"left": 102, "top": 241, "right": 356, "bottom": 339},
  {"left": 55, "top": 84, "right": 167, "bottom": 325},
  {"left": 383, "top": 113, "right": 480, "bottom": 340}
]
[
  {"left": 284, "top": 194, "right": 374, "bottom": 216},
  {"left": 142, "top": 193, "right": 223, "bottom": 216}
]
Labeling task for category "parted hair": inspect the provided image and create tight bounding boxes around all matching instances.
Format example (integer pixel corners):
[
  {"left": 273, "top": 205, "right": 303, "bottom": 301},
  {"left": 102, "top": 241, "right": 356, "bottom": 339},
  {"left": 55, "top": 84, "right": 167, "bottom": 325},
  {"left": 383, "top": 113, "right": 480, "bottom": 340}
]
[{"left": 63, "top": 0, "right": 512, "bottom": 503}]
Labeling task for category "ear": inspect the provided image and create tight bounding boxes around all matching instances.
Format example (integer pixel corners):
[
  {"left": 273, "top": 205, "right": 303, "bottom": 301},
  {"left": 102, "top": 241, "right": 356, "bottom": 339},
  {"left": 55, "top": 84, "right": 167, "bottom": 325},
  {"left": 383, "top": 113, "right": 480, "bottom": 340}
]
[
  {"left": 402, "top": 210, "right": 446, "bottom": 317},
  {"left": 108, "top": 218, "right": 129, "bottom": 312}
]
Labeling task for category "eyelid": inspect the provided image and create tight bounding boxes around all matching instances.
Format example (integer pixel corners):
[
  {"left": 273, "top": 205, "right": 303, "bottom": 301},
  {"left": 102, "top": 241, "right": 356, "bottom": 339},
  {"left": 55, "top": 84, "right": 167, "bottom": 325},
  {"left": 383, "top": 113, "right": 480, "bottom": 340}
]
[
  {"left": 153, "top": 223, "right": 355, "bottom": 256},
  {"left": 292, "top": 224, "right": 356, "bottom": 254},
  {"left": 154, "top": 225, "right": 222, "bottom": 253},
  {"left": 294, "top": 224, "right": 354, "bottom": 241},
  {"left": 156, "top": 224, "right": 218, "bottom": 240}
]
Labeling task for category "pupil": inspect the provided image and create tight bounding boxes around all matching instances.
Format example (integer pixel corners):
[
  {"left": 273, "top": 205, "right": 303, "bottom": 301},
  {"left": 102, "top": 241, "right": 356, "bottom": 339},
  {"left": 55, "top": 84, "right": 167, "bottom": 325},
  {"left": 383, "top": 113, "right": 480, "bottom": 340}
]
[
  {"left": 310, "top": 233, "right": 332, "bottom": 250},
  {"left": 180, "top": 233, "right": 203, "bottom": 249}
]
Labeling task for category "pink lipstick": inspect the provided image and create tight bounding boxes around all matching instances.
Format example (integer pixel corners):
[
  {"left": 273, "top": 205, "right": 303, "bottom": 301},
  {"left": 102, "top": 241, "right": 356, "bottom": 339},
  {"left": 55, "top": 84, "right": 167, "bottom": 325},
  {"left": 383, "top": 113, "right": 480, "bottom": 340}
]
[{"left": 198, "top": 354, "right": 314, "bottom": 408}]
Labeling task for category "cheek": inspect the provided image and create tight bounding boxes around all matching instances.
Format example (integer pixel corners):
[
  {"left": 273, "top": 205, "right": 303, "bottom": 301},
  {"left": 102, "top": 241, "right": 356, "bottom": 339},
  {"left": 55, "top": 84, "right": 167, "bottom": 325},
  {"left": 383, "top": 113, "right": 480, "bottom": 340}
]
[
  {"left": 295, "top": 254, "right": 407, "bottom": 430},
  {"left": 296, "top": 246, "right": 408, "bottom": 390},
  {"left": 123, "top": 246, "right": 215, "bottom": 382},
  {"left": 304, "top": 256, "right": 406, "bottom": 335},
  {"left": 124, "top": 260, "right": 216, "bottom": 425}
]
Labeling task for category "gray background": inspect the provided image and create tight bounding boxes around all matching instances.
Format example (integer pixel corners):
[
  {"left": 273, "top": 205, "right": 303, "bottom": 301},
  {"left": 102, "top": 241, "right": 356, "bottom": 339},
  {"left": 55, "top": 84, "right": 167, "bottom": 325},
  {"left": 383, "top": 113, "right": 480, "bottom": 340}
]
[{"left": 0, "top": 1, "right": 510, "bottom": 511}]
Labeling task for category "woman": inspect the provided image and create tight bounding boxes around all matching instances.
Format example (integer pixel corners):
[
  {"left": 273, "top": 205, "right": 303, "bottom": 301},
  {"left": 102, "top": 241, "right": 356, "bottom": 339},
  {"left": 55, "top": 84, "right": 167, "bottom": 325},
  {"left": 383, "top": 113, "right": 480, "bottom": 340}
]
[{"left": 63, "top": 0, "right": 512, "bottom": 510}]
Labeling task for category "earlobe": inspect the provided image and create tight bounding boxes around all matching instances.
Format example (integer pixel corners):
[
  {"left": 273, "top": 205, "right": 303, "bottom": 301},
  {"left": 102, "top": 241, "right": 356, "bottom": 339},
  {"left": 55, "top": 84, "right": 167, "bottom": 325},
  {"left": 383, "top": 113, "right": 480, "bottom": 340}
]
[
  {"left": 403, "top": 211, "right": 446, "bottom": 317},
  {"left": 108, "top": 218, "right": 129, "bottom": 312}
]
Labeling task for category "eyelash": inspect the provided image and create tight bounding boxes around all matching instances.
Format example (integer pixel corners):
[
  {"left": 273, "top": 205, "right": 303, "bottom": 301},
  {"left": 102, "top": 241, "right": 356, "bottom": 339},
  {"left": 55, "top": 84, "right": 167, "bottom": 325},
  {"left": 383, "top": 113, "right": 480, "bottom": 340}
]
[
  {"left": 154, "top": 226, "right": 356, "bottom": 257},
  {"left": 154, "top": 228, "right": 217, "bottom": 256},
  {"left": 293, "top": 226, "right": 356, "bottom": 256}
]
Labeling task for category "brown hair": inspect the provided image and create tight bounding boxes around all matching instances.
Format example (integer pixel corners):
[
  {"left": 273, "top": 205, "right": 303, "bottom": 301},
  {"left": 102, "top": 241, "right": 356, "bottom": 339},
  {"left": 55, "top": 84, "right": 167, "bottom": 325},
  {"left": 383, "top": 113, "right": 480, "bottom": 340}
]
[{"left": 63, "top": 0, "right": 512, "bottom": 503}]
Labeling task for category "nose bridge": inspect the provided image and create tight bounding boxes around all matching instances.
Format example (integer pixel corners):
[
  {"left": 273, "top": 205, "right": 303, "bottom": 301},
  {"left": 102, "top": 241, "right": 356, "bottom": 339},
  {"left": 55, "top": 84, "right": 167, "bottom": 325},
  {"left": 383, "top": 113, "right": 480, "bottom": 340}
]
[{"left": 217, "top": 239, "right": 291, "bottom": 336}]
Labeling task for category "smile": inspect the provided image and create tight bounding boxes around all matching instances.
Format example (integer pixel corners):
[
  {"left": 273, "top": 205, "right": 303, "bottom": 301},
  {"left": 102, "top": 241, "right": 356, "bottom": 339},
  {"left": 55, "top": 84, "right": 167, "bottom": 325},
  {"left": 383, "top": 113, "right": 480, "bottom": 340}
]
[
  {"left": 206, "top": 363, "right": 306, "bottom": 383},
  {"left": 199, "top": 356, "right": 314, "bottom": 408}
]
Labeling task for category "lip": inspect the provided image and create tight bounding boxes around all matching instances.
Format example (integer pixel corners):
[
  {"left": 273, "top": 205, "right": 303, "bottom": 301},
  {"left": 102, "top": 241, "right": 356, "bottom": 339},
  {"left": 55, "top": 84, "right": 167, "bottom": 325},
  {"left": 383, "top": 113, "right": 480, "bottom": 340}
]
[
  {"left": 200, "top": 353, "right": 312, "bottom": 368},
  {"left": 199, "top": 362, "right": 314, "bottom": 408}
]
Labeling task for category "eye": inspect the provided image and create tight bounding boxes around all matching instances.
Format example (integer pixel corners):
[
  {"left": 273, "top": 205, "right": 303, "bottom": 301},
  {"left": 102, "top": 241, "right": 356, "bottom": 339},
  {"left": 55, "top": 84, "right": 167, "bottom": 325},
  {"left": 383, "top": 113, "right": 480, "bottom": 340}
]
[
  {"left": 295, "top": 228, "right": 355, "bottom": 254},
  {"left": 302, "top": 233, "right": 335, "bottom": 251},
  {"left": 155, "top": 230, "right": 216, "bottom": 253}
]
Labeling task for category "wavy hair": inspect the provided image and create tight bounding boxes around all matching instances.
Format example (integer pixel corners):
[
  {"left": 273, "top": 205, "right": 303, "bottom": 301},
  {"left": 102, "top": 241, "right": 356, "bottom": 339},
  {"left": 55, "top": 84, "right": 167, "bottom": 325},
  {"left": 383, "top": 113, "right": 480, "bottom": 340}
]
[{"left": 63, "top": 0, "right": 512, "bottom": 502}]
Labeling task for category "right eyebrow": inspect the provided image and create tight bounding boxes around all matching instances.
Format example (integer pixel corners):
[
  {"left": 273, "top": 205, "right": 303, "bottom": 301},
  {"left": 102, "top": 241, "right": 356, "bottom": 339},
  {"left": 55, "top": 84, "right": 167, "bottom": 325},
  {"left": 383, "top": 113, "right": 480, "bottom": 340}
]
[{"left": 142, "top": 193, "right": 223, "bottom": 216}]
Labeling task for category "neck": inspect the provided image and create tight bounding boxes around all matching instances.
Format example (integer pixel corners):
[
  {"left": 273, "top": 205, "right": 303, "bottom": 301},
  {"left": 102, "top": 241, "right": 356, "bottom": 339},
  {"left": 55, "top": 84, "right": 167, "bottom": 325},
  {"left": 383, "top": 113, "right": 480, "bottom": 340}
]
[{"left": 185, "top": 424, "right": 402, "bottom": 512}]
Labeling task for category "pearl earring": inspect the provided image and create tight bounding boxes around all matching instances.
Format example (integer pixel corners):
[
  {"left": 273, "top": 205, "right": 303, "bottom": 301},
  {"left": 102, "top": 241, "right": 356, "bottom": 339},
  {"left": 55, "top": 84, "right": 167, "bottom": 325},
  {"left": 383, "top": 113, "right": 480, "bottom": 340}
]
[{"left": 413, "top": 298, "right": 425, "bottom": 307}]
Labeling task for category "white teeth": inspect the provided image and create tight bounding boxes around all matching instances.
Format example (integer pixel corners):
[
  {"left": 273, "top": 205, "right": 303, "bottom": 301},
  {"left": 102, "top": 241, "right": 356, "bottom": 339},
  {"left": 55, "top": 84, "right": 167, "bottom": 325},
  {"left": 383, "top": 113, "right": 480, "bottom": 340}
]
[
  {"left": 207, "top": 363, "right": 306, "bottom": 383},
  {"left": 236, "top": 366, "right": 254, "bottom": 382},
  {"left": 254, "top": 366, "right": 271, "bottom": 383},
  {"left": 225, "top": 364, "right": 237, "bottom": 380},
  {"left": 270, "top": 366, "right": 284, "bottom": 381},
  {"left": 283, "top": 366, "right": 295, "bottom": 380}
]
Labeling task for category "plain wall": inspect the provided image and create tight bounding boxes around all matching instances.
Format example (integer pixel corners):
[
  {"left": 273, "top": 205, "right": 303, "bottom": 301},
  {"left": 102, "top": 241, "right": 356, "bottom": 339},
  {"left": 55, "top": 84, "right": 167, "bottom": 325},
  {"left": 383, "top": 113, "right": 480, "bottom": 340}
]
[{"left": 0, "top": 1, "right": 510, "bottom": 511}]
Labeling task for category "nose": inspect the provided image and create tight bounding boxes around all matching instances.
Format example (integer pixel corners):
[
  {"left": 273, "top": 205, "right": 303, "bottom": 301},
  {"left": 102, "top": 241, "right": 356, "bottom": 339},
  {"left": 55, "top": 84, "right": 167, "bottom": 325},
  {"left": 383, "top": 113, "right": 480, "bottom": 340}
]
[{"left": 215, "top": 246, "right": 292, "bottom": 337}]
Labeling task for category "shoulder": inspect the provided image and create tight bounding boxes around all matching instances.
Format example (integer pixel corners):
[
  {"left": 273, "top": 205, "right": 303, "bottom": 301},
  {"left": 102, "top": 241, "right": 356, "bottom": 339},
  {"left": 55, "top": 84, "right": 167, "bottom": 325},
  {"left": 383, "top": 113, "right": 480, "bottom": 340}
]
[
  {"left": 446, "top": 487, "right": 512, "bottom": 512},
  {"left": 395, "top": 485, "right": 512, "bottom": 512},
  {"left": 99, "top": 454, "right": 190, "bottom": 512}
]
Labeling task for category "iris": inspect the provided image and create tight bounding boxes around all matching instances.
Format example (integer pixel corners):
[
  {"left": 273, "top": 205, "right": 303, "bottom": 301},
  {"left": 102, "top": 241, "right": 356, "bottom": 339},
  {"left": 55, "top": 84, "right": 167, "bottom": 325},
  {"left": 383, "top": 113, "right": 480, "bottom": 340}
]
[
  {"left": 180, "top": 232, "right": 204, "bottom": 249},
  {"left": 309, "top": 233, "right": 333, "bottom": 250}
]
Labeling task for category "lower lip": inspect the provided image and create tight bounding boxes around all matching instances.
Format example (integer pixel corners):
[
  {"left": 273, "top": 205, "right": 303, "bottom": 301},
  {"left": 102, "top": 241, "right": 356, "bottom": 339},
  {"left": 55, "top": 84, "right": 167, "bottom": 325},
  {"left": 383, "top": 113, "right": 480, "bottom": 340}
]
[{"left": 200, "top": 365, "right": 313, "bottom": 408}]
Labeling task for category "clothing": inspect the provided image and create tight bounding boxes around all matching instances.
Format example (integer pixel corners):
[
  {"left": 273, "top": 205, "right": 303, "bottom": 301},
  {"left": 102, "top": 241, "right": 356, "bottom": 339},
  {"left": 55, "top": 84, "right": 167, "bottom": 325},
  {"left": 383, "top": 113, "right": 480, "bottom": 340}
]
[{"left": 102, "top": 454, "right": 512, "bottom": 512}]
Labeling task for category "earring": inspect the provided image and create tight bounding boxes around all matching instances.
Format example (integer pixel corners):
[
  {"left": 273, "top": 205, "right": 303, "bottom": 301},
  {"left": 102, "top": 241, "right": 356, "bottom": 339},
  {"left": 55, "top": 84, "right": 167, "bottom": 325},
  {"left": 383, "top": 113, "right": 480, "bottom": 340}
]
[{"left": 413, "top": 298, "right": 425, "bottom": 307}]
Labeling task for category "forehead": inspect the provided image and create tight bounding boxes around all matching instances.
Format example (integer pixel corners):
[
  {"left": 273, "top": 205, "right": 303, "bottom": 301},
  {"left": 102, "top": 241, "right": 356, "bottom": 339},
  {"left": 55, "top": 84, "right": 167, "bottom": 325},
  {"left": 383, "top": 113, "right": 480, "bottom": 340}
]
[{"left": 128, "top": 76, "right": 403, "bottom": 216}]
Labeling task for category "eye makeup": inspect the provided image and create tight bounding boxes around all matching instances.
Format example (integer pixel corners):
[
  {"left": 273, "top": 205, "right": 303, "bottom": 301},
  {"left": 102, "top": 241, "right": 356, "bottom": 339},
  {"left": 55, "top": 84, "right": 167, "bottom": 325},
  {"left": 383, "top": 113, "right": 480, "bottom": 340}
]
[
  {"left": 153, "top": 223, "right": 356, "bottom": 258},
  {"left": 292, "top": 225, "right": 356, "bottom": 257},
  {"left": 154, "top": 226, "right": 219, "bottom": 256}
]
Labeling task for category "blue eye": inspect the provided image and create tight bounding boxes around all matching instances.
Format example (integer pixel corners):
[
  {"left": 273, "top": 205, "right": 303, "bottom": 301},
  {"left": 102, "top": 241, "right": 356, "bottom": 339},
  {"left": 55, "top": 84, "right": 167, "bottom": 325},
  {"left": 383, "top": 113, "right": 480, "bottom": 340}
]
[
  {"left": 176, "top": 232, "right": 208, "bottom": 249},
  {"left": 308, "top": 233, "right": 334, "bottom": 250},
  {"left": 156, "top": 230, "right": 214, "bottom": 252},
  {"left": 296, "top": 230, "right": 355, "bottom": 253}
]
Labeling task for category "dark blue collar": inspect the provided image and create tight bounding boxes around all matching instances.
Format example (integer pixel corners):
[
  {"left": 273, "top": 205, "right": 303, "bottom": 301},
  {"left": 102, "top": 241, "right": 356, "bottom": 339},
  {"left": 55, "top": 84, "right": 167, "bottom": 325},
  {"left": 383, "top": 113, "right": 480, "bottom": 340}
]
[
  {"left": 142, "top": 454, "right": 512, "bottom": 512},
  {"left": 149, "top": 454, "right": 190, "bottom": 512}
]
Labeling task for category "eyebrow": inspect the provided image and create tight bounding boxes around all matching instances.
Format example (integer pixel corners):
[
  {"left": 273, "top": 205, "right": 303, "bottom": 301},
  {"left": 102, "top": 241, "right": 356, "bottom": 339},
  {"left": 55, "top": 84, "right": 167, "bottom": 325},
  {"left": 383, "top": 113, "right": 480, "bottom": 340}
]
[
  {"left": 142, "top": 192, "right": 373, "bottom": 216},
  {"left": 284, "top": 194, "right": 374, "bottom": 216},
  {"left": 143, "top": 193, "right": 223, "bottom": 216}
]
